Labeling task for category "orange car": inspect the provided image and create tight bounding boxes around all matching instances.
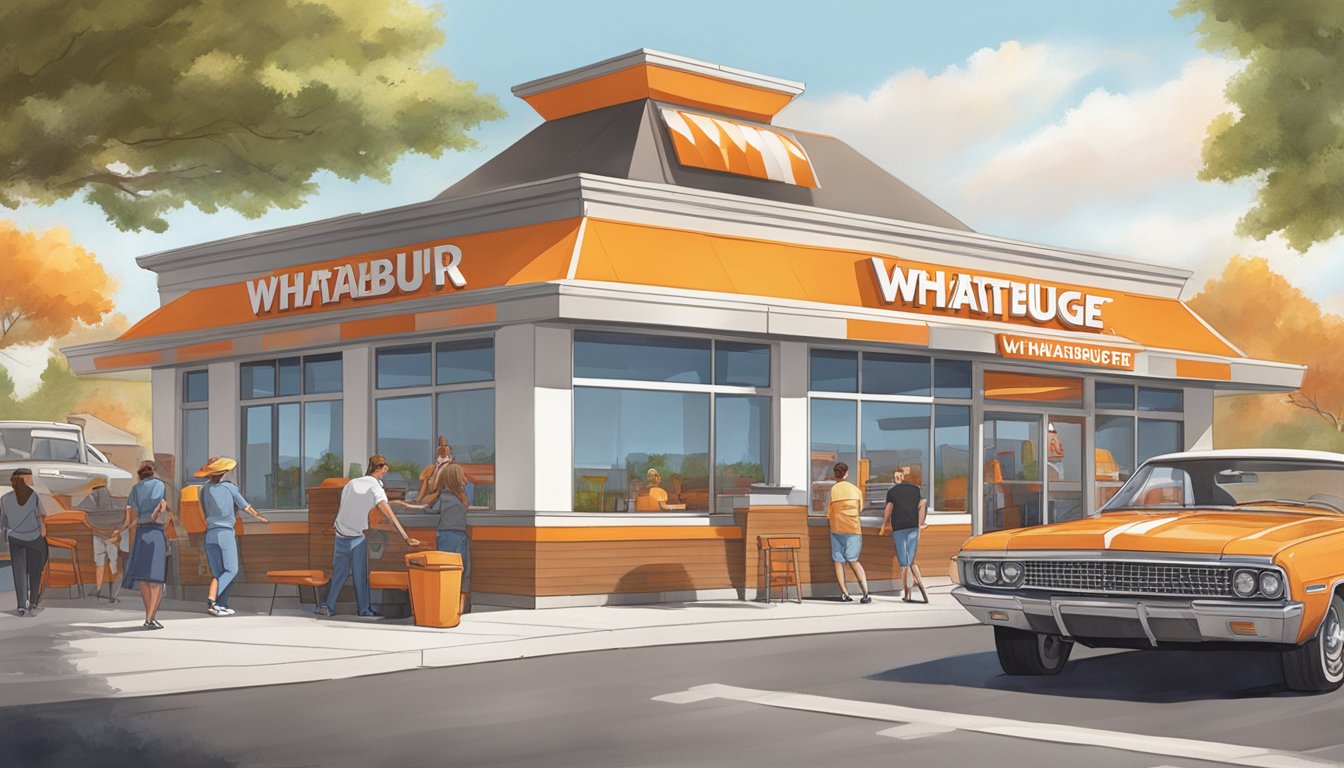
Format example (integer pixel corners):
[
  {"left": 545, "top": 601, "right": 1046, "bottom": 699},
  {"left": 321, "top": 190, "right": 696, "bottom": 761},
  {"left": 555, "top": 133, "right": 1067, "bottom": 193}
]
[{"left": 953, "top": 449, "right": 1344, "bottom": 692}]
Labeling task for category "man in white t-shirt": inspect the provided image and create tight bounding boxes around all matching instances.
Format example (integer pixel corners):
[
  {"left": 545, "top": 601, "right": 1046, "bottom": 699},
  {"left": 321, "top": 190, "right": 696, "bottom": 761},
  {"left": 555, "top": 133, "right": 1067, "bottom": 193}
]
[{"left": 316, "top": 454, "right": 420, "bottom": 618}]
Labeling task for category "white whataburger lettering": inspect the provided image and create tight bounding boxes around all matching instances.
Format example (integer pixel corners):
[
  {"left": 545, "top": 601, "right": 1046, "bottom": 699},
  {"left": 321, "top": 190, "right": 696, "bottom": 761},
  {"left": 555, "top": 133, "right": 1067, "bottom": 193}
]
[
  {"left": 869, "top": 257, "right": 1110, "bottom": 330},
  {"left": 246, "top": 241, "right": 468, "bottom": 315}
]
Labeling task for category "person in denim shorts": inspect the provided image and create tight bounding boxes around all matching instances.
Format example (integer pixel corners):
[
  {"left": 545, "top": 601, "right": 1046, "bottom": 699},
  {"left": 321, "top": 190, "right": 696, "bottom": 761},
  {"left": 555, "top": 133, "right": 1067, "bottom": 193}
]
[{"left": 880, "top": 466, "right": 928, "bottom": 603}]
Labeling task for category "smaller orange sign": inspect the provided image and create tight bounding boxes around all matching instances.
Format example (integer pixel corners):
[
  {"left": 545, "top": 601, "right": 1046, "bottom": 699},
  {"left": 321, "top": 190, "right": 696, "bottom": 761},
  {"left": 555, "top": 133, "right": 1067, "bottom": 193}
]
[{"left": 997, "top": 333, "right": 1135, "bottom": 371}]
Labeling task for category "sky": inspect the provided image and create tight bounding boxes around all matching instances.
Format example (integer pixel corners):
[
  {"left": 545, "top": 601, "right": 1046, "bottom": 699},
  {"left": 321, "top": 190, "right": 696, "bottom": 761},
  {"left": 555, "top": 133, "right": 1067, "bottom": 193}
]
[{"left": 5, "top": 0, "right": 1342, "bottom": 395}]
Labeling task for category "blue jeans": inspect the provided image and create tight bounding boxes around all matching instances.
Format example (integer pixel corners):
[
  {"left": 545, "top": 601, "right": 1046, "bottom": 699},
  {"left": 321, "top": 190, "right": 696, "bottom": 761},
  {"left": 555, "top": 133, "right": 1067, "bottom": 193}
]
[
  {"left": 323, "top": 535, "right": 371, "bottom": 614},
  {"left": 436, "top": 529, "right": 470, "bottom": 590},
  {"left": 204, "top": 528, "right": 240, "bottom": 607},
  {"left": 891, "top": 527, "right": 920, "bottom": 568}
]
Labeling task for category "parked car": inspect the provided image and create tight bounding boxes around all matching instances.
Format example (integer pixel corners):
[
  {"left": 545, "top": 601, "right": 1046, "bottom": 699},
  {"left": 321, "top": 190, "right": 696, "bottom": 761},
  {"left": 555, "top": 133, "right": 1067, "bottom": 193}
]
[
  {"left": 0, "top": 421, "right": 134, "bottom": 503},
  {"left": 953, "top": 449, "right": 1344, "bottom": 692}
]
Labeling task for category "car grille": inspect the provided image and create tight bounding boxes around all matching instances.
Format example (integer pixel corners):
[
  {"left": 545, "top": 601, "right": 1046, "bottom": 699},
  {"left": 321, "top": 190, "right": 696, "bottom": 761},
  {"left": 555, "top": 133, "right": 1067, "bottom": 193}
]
[{"left": 1022, "top": 560, "right": 1232, "bottom": 597}]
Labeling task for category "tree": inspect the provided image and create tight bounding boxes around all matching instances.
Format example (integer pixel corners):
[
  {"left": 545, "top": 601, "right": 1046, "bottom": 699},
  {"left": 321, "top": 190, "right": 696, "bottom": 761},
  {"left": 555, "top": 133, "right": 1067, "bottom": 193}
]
[
  {"left": 1176, "top": 1, "right": 1344, "bottom": 251},
  {"left": 0, "top": 0, "right": 504, "bottom": 232},
  {"left": 0, "top": 221, "right": 114, "bottom": 349},
  {"left": 1188, "top": 256, "right": 1344, "bottom": 447}
]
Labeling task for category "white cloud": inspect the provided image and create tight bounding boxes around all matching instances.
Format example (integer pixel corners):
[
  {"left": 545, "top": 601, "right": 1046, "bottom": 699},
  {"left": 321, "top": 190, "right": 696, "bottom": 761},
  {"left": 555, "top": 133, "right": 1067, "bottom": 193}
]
[
  {"left": 963, "top": 56, "right": 1241, "bottom": 220},
  {"left": 781, "top": 41, "right": 1100, "bottom": 184},
  {"left": 1, "top": 341, "right": 54, "bottom": 398}
]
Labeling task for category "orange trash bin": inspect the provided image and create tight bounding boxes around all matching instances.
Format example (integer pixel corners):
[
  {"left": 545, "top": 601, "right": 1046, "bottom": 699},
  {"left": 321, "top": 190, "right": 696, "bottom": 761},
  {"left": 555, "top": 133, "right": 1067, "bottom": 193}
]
[{"left": 406, "top": 551, "right": 464, "bottom": 628}]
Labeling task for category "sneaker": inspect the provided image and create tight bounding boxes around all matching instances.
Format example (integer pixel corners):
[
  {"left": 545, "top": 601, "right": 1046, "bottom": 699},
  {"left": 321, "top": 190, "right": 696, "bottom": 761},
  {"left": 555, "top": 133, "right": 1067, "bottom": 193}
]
[
  {"left": 860, "top": 594, "right": 872, "bottom": 604},
  {"left": 839, "top": 594, "right": 853, "bottom": 602},
  {"left": 27, "top": 603, "right": 40, "bottom": 616},
  {"left": 207, "top": 604, "right": 225, "bottom": 616},
  {"left": 312, "top": 605, "right": 333, "bottom": 617},
  {"left": 149, "top": 619, "right": 164, "bottom": 629},
  {"left": 216, "top": 606, "right": 236, "bottom": 616},
  {"left": 354, "top": 611, "right": 382, "bottom": 620},
  {"left": 16, "top": 607, "right": 25, "bottom": 617}
]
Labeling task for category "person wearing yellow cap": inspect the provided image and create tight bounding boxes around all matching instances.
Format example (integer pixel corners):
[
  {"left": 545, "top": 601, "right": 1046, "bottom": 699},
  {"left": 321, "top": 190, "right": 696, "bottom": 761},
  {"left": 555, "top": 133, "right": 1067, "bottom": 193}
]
[{"left": 194, "top": 457, "right": 270, "bottom": 615}]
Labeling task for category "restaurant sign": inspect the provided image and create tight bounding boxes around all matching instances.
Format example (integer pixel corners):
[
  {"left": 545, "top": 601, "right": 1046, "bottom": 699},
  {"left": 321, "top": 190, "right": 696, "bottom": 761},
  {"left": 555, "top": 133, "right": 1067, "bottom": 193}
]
[
  {"left": 246, "top": 243, "right": 467, "bottom": 316},
  {"left": 869, "top": 257, "right": 1111, "bottom": 330},
  {"left": 997, "top": 333, "right": 1135, "bottom": 370}
]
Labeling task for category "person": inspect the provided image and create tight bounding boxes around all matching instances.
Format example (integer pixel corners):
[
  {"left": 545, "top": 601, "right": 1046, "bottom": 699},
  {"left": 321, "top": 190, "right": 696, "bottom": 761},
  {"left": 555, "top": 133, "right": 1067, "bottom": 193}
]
[
  {"left": 396, "top": 463, "right": 470, "bottom": 615},
  {"left": 317, "top": 454, "right": 421, "bottom": 618},
  {"left": 635, "top": 468, "right": 669, "bottom": 511},
  {"left": 879, "top": 466, "right": 929, "bottom": 604},
  {"left": 78, "top": 478, "right": 127, "bottom": 603},
  {"left": 119, "top": 461, "right": 179, "bottom": 629},
  {"left": 826, "top": 462, "right": 870, "bottom": 603},
  {"left": 195, "top": 457, "right": 270, "bottom": 616},
  {"left": 1047, "top": 422, "right": 1065, "bottom": 480},
  {"left": 417, "top": 437, "right": 453, "bottom": 502},
  {"left": 1, "top": 468, "right": 49, "bottom": 616}
]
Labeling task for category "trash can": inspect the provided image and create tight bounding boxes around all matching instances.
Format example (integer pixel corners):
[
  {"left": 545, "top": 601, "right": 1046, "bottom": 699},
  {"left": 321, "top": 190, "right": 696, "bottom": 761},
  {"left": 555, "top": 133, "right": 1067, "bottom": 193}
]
[{"left": 406, "top": 551, "right": 463, "bottom": 628}]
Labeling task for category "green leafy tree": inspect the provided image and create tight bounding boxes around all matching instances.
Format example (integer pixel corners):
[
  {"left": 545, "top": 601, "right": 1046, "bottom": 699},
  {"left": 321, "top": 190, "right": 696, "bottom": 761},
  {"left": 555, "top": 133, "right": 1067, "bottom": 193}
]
[
  {"left": 0, "top": 0, "right": 504, "bottom": 232},
  {"left": 1176, "top": 1, "right": 1344, "bottom": 251}
]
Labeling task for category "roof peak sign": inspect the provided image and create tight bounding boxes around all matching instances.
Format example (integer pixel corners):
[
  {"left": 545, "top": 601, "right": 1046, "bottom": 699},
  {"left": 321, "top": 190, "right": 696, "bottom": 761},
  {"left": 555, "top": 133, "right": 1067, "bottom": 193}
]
[{"left": 512, "top": 48, "right": 804, "bottom": 123}]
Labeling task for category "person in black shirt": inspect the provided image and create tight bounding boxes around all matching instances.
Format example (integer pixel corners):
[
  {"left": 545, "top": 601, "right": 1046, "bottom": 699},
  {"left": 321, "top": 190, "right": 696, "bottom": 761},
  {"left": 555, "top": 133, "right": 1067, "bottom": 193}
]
[{"left": 879, "top": 466, "right": 929, "bottom": 603}]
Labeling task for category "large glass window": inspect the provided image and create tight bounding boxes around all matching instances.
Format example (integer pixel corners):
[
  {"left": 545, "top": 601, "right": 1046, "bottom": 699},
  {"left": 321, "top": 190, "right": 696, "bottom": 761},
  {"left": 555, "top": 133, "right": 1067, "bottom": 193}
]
[
  {"left": 183, "top": 370, "right": 209, "bottom": 404},
  {"left": 1095, "top": 415, "right": 1136, "bottom": 508},
  {"left": 716, "top": 395, "right": 770, "bottom": 498},
  {"left": 810, "top": 399, "right": 857, "bottom": 513},
  {"left": 572, "top": 333, "right": 773, "bottom": 513},
  {"left": 809, "top": 349, "right": 857, "bottom": 393},
  {"left": 934, "top": 405, "right": 971, "bottom": 512},
  {"left": 181, "top": 390, "right": 209, "bottom": 491},
  {"left": 862, "top": 353, "right": 930, "bottom": 397},
  {"left": 238, "top": 354, "right": 343, "bottom": 509},
  {"left": 374, "top": 337, "right": 495, "bottom": 506},
  {"left": 1139, "top": 387, "right": 1183, "bottom": 412},
  {"left": 574, "top": 388, "right": 711, "bottom": 512},
  {"left": 984, "top": 371, "right": 1083, "bottom": 406},
  {"left": 861, "top": 402, "right": 930, "bottom": 510},
  {"left": 1139, "top": 419, "right": 1183, "bottom": 464},
  {"left": 437, "top": 389, "right": 495, "bottom": 508}
]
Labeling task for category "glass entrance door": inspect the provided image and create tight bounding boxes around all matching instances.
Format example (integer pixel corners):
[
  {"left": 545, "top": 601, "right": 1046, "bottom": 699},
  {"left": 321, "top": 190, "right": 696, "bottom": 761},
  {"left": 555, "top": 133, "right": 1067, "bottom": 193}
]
[
  {"left": 983, "top": 412, "right": 1042, "bottom": 531},
  {"left": 1046, "top": 414, "right": 1085, "bottom": 523}
]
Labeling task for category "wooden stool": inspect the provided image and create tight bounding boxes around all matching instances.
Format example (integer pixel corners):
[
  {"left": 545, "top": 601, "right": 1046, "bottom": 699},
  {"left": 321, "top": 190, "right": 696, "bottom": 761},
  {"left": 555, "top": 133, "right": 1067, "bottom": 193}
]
[
  {"left": 756, "top": 535, "right": 802, "bottom": 604},
  {"left": 265, "top": 570, "right": 329, "bottom": 615}
]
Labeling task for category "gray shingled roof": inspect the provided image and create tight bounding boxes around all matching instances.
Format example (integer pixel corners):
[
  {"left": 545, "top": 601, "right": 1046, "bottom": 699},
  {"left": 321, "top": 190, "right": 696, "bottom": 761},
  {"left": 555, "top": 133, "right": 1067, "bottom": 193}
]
[{"left": 437, "top": 100, "right": 972, "bottom": 232}]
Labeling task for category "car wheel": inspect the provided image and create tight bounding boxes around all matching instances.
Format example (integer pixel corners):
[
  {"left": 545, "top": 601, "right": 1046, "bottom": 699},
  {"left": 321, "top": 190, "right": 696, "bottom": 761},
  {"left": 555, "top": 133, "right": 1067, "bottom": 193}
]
[
  {"left": 994, "top": 626, "right": 1073, "bottom": 675},
  {"left": 1283, "top": 593, "right": 1344, "bottom": 692}
]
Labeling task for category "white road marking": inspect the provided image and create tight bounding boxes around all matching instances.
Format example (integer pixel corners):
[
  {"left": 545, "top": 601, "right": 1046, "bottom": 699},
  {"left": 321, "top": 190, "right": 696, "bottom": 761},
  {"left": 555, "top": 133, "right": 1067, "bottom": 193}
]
[
  {"left": 651, "top": 691, "right": 716, "bottom": 704},
  {"left": 877, "top": 722, "right": 955, "bottom": 740},
  {"left": 655, "top": 683, "right": 1342, "bottom": 768}
]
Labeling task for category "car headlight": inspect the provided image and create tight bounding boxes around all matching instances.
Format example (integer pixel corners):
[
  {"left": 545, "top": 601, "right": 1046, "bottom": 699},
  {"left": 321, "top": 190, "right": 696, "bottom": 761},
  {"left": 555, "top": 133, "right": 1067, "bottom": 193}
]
[
  {"left": 975, "top": 561, "right": 1000, "bottom": 585},
  {"left": 999, "top": 561, "right": 1024, "bottom": 587},
  {"left": 1233, "top": 569, "right": 1258, "bottom": 598},
  {"left": 1259, "top": 571, "right": 1284, "bottom": 599}
]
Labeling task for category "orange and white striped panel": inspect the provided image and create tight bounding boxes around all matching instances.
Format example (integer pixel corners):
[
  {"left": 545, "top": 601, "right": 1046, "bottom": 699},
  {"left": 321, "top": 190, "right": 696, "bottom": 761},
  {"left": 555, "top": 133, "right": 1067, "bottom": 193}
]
[{"left": 660, "top": 107, "right": 818, "bottom": 188}]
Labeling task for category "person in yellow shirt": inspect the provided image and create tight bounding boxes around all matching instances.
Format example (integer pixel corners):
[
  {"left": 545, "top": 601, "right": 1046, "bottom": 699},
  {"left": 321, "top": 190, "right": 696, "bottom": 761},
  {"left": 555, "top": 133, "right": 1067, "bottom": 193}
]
[
  {"left": 827, "top": 462, "right": 871, "bottom": 603},
  {"left": 635, "top": 468, "right": 669, "bottom": 511}
]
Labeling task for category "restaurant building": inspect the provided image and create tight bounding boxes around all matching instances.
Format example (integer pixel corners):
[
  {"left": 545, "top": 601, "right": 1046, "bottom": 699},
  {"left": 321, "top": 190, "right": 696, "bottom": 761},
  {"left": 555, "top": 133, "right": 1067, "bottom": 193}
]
[{"left": 66, "top": 50, "right": 1304, "bottom": 608}]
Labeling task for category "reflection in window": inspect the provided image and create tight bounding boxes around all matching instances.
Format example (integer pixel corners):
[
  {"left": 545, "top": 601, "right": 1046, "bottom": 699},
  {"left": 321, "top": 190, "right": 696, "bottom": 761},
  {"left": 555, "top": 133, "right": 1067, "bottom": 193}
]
[
  {"left": 241, "top": 406, "right": 274, "bottom": 508},
  {"left": 278, "top": 358, "right": 301, "bottom": 397},
  {"left": 241, "top": 362, "right": 276, "bottom": 400},
  {"left": 862, "top": 353, "right": 930, "bottom": 397},
  {"left": 810, "top": 399, "right": 857, "bottom": 513},
  {"left": 375, "top": 396, "right": 432, "bottom": 494},
  {"left": 861, "top": 402, "right": 929, "bottom": 511},
  {"left": 304, "top": 354, "right": 343, "bottom": 395},
  {"left": 1095, "top": 415, "right": 1134, "bottom": 508},
  {"left": 1139, "top": 419, "right": 1183, "bottom": 464},
  {"left": 437, "top": 339, "right": 494, "bottom": 385},
  {"left": 715, "top": 395, "right": 770, "bottom": 506},
  {"left": 436, "top": 389, "right": 495, "bottom": 508},
  {"left": 984, "top": 371, "right": 1083, "bottom": 406},
  {"left": 303, "top": 401, "right": 343, "bottom": 491},
  {"left": 573, "top": 331, "right": 710, "bottom": 384},
  {"left": 934, "top": 405, "right": 970, "bottom": 512},
  {"left": 573, "top": 388, "right": 710, "bottom": 512},
  {"left": 984, "top": 414, "right": 1043, "bottom": 530},
  {"left": 810, "top": 349, "right": 858, "bottom": 393},
  {"left": 377, "top": 345, "right": 432, "bottom": 389}
]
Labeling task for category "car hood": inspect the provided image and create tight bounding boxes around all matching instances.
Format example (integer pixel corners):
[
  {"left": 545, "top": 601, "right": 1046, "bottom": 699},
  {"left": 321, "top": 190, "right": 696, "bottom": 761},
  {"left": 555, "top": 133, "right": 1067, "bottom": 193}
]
[{"left": 964, "top": 508, "right": 1344, "bottom": 558}]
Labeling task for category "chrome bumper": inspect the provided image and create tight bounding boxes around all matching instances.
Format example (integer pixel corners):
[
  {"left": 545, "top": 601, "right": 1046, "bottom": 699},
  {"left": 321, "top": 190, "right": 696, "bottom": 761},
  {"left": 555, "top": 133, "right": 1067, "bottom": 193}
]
[{"left": 952, "top": 586, "right": 1305, "bottom": 646}]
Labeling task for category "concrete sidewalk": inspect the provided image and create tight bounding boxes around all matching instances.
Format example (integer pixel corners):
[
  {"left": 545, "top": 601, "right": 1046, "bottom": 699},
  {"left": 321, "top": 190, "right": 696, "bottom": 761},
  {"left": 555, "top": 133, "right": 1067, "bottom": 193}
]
[{"left": 0, "top": 579, "right": 973, "bottom": 706}]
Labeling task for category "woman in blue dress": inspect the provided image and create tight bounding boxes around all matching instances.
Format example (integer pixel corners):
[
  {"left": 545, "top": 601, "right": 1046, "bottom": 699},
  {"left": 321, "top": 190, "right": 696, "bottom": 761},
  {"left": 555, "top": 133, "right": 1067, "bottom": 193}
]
[{"left": 118, "top": 461, "right": 178, "bottom": 629}]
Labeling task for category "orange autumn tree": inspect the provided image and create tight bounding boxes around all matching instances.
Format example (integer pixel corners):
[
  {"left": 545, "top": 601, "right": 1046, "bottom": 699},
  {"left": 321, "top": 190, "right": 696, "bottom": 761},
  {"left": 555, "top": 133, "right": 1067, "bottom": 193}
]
[
  {"left": 0, "top": 221, "right": 115, "bottom": 349},
  {"left": 1188, "top": 256, "right": 1344, "bottom": 449}
]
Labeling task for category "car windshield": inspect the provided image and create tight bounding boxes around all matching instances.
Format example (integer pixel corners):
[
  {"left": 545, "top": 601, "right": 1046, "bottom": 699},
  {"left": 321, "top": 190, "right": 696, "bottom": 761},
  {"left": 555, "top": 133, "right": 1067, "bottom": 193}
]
[
  {"left": 0, "top": 426, "right": 83, "bottom": 463},
  {"left": 1101, "top": 457, "right": 1344, "bottom": 513}
]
